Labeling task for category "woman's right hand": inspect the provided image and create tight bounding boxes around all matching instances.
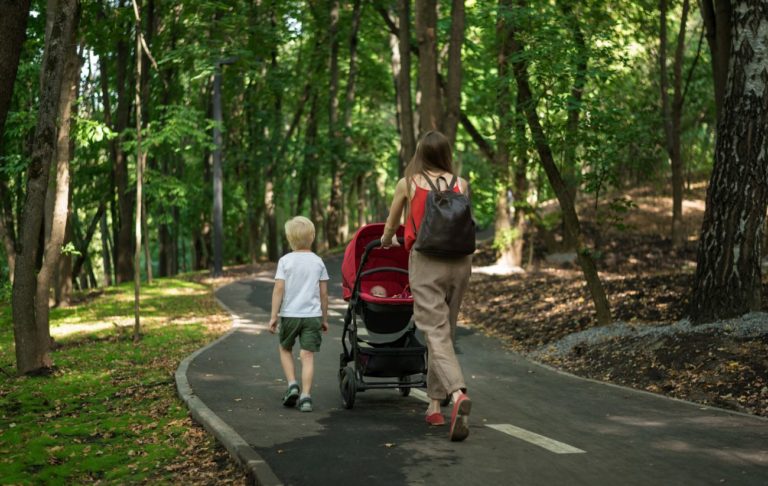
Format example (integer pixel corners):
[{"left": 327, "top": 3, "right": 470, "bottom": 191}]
[{"left": 380, "top": 234, "right": 400, "bottom": 249}]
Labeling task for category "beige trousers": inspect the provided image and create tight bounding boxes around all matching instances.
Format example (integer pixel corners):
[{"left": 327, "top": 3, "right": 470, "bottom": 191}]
[{"left": 409, "top": 250, "right": 472, "bottom": 400}]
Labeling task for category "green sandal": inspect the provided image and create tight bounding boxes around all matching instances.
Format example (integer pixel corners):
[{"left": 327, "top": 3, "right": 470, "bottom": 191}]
[
  {"left": 298, "top": 396, "right": 313, "bottom": 412},
  {"left": 282, "top": 384, "right": 300, "bottom": 407}
]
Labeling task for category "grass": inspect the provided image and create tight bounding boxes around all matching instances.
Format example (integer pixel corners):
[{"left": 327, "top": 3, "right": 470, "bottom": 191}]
[{"left": 0, "top": 277, "right": 242, "bottom": 485}]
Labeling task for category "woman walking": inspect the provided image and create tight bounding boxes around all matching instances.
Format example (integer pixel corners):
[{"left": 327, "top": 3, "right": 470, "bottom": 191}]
[{"left": 380, "top": 131, "right": 474, "bottom": 442}]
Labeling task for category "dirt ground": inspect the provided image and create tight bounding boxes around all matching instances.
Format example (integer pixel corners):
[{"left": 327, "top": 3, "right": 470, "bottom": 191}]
[{"left": 462, "top": 186, "right": 768, "bottom": 418}]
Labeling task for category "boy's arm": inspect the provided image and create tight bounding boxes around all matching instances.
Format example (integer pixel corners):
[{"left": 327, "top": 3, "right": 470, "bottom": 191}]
[
  {"left": 319, "top": 280, "right": 329, "bottom": 332},
  {"left": 268, "top": 279, "right": 285, "bottom": 334}
]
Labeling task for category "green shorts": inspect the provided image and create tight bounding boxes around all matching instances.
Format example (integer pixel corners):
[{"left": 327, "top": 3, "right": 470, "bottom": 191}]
[{"left": 279, "top": 317, "right": 322, "bottom": 352}]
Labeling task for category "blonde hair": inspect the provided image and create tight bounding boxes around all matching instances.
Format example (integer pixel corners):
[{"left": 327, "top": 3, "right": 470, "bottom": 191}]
[{"left": 284, "top": 216, "right": 316, "bottom": 250}]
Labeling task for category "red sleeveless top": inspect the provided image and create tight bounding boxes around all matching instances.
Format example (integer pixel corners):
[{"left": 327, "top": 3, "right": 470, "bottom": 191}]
[{"left": 405, "top": 178, "right": 461, "bottom": 252}]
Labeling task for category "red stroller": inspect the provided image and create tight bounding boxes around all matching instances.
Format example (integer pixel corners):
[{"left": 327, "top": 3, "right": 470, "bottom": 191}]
[{"left": 339, "top": 223, "right": 427, "bottom": 408}]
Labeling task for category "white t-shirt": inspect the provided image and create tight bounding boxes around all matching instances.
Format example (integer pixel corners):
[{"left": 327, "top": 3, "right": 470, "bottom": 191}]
[{"left": 275, "top": 251, "right": 330, "bottom": 318}]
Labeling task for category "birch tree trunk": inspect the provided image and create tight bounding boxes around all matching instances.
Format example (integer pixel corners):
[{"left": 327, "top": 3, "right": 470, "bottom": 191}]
[
  {"left": 12, "top": 0, "right": 79, "bottom": 375},
  {"left": 690, "top": 2, "right": 768, "bottom": 323}
]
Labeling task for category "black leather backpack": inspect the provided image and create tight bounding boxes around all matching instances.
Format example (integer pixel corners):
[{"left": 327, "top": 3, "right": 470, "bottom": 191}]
[{"left": 412, "top": 173, "right": 476, "bottom": 258}]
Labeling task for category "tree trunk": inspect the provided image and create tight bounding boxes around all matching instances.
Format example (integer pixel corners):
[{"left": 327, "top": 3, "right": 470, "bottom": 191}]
[
  {"left": 71, "top": 199, "right": 105, "bottom": 283},
  {"left": 689, "top": 4, "right": 768, "bottom": 323},
  {"left": 105, "top": 31, "right": 135, "bottom": 284},
  {"left": 0, "top": 177, "right": 17, "bottom": 281},
  {"left": 560, "top": 1, "right": 588, "bottom": 249},
  {"left": 100, "top": 210, "right": 113, "bottom": 286},
  {"left": 356, "top": 173, "right": 366, "bottom": 229},
  {"left": 699, "top": 0, "right": 731, "bottom": 120},
  {"left": 132, "top": 0, "right": 146, "bottom": 341},
  {"left": 304, "top": 92, "right": 325, "bottom": 252},
  {"left": 0, "top": 0, "right": 32, "bottom": 281},
  {"left": 509, "top": 0, "right": 612, "bottom": 326},
  {"left": 511, "top": 91, "right": 529, "bottom": 267},
  {"left": 442, "top": 0, "right": 465, "bottom": 146},
  {"left": 325, "top": 0, "right": 343, "bottom": 249},
  {"left": 494, "top": 0, "right": 515, "bottom": 267},
  {"left": 661, "top": 0, "right": 690, "bottom": 247},
  {"left": 415, "top": 0, "right": 441, "bottom": 134},
  {"left": 12, "top": 0, "right": 79, "bottom": 375},
  {"left": 397, "top": 0, "right": 417, "bottom": 172},
  {"left": 55, "top": 212, "right": 73, "bottom": 306},
  {"left": 0, "top": 0, "right": 31, "bottom": 138}
]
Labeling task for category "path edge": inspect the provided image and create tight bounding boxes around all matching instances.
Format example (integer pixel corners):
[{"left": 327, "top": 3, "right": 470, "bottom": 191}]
[
  {"left": 523, "top": 354, "right": 768, "bottom": 423},
  {"left": 174, "top": 286, "right": 283, "bottom": 486}
]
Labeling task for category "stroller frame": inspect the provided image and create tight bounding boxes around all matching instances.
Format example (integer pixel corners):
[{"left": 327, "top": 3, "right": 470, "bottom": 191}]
[{"left": 339, "top": 237, "right": 427, "bottom": 409}]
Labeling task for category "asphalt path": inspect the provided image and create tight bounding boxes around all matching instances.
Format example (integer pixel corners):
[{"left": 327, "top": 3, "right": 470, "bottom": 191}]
[{"left": 184, "top": 256, "right": 768, "bottom": 486}]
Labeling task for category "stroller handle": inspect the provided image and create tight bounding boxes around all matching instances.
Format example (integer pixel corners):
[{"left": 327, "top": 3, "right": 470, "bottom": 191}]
[{"left": 364, "top": 237, "right": 405, "bottom": 253}]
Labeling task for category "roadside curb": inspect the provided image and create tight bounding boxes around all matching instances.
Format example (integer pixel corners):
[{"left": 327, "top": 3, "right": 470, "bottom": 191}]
[{"left": 174, "top": 288, "right": 283, "bottom": 486}]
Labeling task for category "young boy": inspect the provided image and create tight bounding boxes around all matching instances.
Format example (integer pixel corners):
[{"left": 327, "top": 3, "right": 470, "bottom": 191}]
[{"left": 268, "top": 216, "right": 329, "bottom": 412}]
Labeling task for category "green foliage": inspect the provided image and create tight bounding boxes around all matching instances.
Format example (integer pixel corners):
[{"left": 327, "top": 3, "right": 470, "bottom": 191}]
[
  {"left": 595, "top": 196, "right": 638, "bottom": 233},
  {"left": 493, "top": 227, "right": 522, "bottom": 252},
  {"left": 0, "top": 278, "right": 226, "bottom": 483}
]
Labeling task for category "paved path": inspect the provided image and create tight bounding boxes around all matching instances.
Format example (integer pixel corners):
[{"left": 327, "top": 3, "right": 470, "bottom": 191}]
[{"left": 179, "top": 257, "right": 768, "bottom": 486}]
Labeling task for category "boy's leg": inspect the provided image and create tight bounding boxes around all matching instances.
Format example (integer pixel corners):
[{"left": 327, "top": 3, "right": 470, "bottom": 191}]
[
  {"left": 279, "top": 345, "right": 296, "bottom": 383},
  {"left": 299, "top": 349, "right": 314, "bottom": 396},
  {"left": 297, "top": 317, "right": 322, "bottom": 397}
]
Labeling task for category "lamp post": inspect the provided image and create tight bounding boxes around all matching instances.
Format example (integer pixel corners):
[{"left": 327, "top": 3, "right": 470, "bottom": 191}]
[{"left": 211, "top": 56, "right": 237, "bottom": 277}]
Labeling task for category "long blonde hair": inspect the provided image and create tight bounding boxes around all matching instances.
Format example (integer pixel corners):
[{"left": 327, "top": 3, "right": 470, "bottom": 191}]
[{"left": 404, "top": 131, "right": 454, "bottom": 183}]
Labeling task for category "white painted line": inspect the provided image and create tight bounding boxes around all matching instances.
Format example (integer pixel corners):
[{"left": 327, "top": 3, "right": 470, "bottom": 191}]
[
  {"left": 486, "top": 424, "right": 586, "bottom": 454},
  {"left": 410, "top": 389, "right": 431, "bottom": 404}
]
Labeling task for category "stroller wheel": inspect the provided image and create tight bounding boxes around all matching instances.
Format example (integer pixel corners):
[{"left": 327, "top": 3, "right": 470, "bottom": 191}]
[
  {"left": 340, "top": 367, "right": 357, "bottom": 409},
  {"left": 398, "top": 375, "right": 411, "bottom": 397}
]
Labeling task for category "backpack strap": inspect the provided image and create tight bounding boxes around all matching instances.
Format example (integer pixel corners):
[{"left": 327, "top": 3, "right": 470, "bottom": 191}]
[
  {"left": 421, "top": 172, "right": 440, "bottom": 192},
  {"left": 421, "top": 172, "right": 457, "bottom": 192}
]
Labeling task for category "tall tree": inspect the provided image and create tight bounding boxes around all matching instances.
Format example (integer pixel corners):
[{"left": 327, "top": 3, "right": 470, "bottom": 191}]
[
  {"left": 689, "top": 2, "right": 768, "bottom": 323},
  {"left": 415, "top": 0, "right": 441, "bottom": 134},
  {"left": 441, "top": 0, "right": 465, "bottom": 146},
  {"left": 0, "top": 0, "right": 32, "bottom": 139},
  {"left": 326, "top": 0, "right": 343, "bottom": 248},
  {"left": 12, "top": 0, "right": 80, "bottom": 375},
  {"left": 397, "top": 0, "right": 417, "bottom": 172},
  {"left": 560, "top": 0, "right": 588, "bottom": 238},
  {"left": 699, "top": 0, "right": 731, "bottom": 119},
  {"left": 660, "top": 0, "right": 691, "bottom": 247},
  {"left": 493, "top": 0, "right": 516, "bottom": 267},
  {"left": 509, "top": 0, "right": 612, "bottom": 326},
  {"left": 0, "top": 0, "right": 32, "bottom": 280}
]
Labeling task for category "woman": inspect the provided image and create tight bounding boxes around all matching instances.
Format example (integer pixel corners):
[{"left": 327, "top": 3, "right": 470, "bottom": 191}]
[{"left": 380, "top": 131, "right": 473, "bottom": 442}]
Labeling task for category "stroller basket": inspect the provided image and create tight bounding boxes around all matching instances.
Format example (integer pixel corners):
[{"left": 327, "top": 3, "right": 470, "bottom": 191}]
[{"left": 358, "top": 336, "right": 426, "bottom": 378}]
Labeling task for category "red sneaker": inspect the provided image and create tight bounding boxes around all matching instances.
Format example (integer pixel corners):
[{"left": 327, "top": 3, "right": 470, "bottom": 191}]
[
  {"left": 426, "top": 412, "right": 446, "bottom": 426},
  {"left": 448, "top": 394, "right": 471, "bottom": 441}
]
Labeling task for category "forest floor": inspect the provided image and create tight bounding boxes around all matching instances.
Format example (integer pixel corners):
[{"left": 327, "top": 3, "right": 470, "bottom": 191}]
[{"left": 463, "top": 184, "right": 768, "bottom": 418}]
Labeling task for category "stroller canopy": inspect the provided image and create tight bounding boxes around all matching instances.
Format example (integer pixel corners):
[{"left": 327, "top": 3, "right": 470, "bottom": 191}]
[{"left": 341, "top": 223, "right": 408, "bottom": 301}]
